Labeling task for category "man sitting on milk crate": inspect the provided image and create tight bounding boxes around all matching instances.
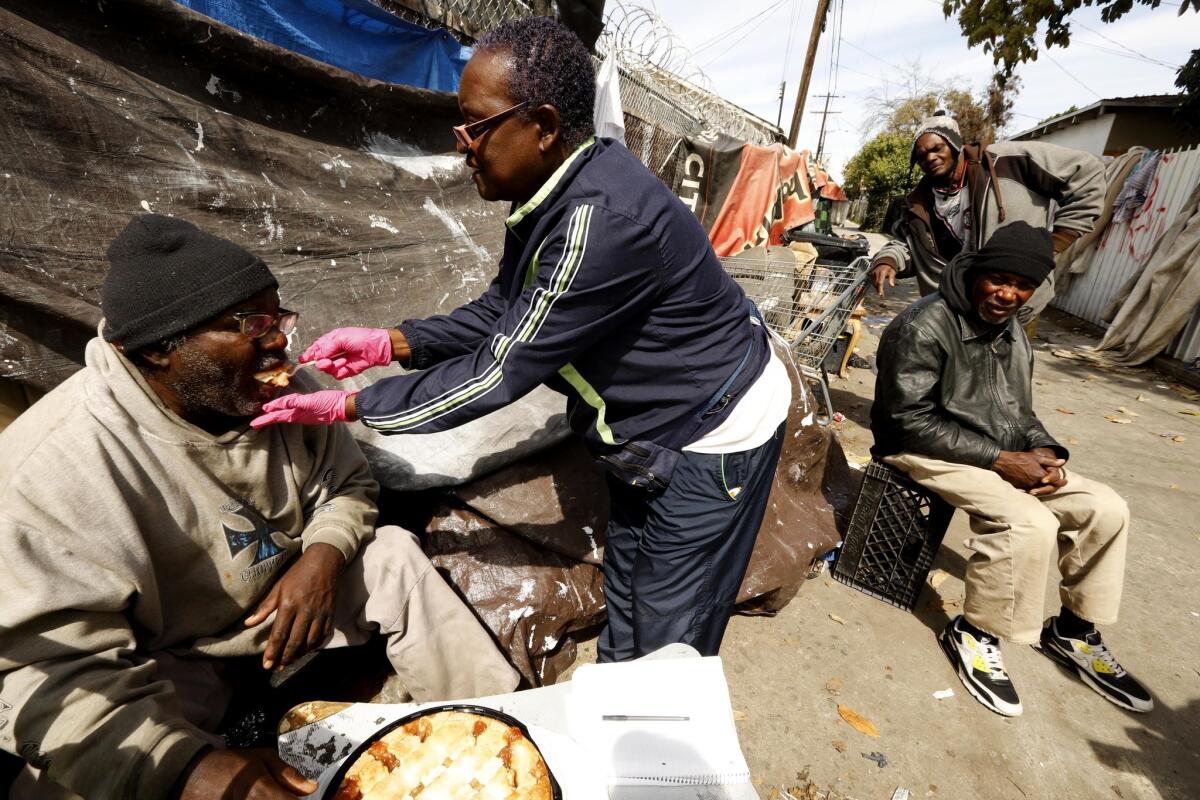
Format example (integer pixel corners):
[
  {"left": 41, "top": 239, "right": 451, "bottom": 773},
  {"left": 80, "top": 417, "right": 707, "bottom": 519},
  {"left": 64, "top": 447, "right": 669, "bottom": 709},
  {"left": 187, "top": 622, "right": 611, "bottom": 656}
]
[{"left": 869, "top": 222, "right": 1151, "bottom": 718}]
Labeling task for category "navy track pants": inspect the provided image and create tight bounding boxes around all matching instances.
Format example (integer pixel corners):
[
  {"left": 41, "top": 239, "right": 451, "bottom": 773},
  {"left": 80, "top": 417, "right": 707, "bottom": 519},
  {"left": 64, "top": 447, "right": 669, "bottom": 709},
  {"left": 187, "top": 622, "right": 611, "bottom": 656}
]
[{"left": 597, "top": 423, "right": 785, "bottom": 662}]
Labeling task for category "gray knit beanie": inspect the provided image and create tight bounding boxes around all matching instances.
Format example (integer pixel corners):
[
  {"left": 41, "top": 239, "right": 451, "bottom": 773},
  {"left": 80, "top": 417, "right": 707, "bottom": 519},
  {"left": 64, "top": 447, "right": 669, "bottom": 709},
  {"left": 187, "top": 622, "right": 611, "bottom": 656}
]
[
  {"left": 101, "top": 214, "right": 278, "bottom": 351},
  {"left": 910, "top": 112, "right": 963, "bottom": 165}
]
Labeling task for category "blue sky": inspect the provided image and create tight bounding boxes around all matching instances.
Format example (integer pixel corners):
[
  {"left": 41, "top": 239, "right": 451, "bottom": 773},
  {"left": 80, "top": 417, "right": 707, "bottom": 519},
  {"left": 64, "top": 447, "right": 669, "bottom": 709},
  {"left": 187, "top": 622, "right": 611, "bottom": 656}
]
[{"left": 641, "top": 0, "right": 1198, "bottom": 179}]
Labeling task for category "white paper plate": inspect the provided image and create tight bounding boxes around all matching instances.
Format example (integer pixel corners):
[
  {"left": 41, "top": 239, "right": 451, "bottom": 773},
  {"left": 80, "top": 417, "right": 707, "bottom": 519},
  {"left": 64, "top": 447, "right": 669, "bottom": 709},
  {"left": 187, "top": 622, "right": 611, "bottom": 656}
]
[{"left": 525, "top": 723, "right": 607, "bottom": 800}]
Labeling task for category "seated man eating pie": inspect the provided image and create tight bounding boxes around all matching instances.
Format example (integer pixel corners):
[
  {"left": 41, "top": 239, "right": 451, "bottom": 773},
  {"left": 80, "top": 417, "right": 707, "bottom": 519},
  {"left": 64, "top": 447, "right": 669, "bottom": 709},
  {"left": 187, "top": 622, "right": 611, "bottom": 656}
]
[{"left": 0, "top": 214, "right": 519, "bottom": 800}]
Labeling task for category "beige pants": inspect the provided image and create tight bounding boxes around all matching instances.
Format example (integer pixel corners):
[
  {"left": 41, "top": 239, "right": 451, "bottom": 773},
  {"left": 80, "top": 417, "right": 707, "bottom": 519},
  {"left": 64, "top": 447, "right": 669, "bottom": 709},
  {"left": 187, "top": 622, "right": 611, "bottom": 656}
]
[
  {"left": 884, "top": 454, "right": 1129, "bottom": 644},
  {"left": 11, "top": 526, "right": 519, "bottom": 800}
]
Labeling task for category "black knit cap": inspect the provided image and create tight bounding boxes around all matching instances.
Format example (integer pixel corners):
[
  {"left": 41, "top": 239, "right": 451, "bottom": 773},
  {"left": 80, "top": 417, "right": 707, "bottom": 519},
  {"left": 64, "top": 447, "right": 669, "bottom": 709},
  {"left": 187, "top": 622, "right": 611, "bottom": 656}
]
[
  {"left": 971, "top": 222, "right": 1055, "bottom": 286},
  {"left": 102, "top": 214, "right": 278, "bottom": 351}
]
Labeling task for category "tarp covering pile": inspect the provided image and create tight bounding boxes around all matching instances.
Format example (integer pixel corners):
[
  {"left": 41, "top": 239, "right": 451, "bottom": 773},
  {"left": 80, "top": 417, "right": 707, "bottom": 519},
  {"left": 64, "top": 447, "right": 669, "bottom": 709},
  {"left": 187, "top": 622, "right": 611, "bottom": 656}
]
[
  {"left": 1054, "top": 146, "right": 1147, "bottom": 295},
  {"left": 175, "top": 0, "right": 471, "bottom": 91},
  {"left": 419, "top": 351, "right": 850, "bottom": 685},
  {"left": 1096, "top": 178, "right": 1200, "bottom": 365},
  {"left": 1053, "top": 145, "right": 1200, "bottom": 365},
  {"left": 0, "top": 0, "right": 855, "bottom": 682},
  {"left": 674, "top": 134, "right": 818, "bottom": 256}
]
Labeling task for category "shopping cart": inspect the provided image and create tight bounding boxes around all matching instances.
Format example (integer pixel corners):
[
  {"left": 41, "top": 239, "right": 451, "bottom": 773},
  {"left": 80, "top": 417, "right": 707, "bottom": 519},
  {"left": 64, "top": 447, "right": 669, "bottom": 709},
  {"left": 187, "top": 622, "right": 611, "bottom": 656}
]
[{"left": 720, "top": 248, "right": 870, "bottom": 421}]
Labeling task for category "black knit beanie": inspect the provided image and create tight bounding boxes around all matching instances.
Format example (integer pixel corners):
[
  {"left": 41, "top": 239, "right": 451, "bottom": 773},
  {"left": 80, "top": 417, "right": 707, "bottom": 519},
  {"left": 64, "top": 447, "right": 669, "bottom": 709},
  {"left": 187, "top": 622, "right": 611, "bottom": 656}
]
[
  {"left": 910, "top": 112, "right": 963, "bottom": 166},
  {"left": 972, "top": 222, "right": 1055, "bottom": 285},
  {"left": 102, "top": 214, "right": 278, "bottom": 351}
]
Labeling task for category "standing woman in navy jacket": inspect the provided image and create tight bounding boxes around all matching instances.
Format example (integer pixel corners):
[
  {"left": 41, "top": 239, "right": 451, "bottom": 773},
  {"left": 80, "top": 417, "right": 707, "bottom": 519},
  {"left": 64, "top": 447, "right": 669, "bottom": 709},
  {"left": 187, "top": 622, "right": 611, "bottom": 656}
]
[{"left": 254, "top": 17, "right": 791, "bottom": 662}]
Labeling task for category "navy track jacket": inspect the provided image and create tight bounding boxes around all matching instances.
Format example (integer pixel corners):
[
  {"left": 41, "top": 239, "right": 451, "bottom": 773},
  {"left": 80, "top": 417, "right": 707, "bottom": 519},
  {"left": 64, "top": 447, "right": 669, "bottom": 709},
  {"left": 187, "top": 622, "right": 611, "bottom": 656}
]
[{"left": 355, "top": 137, "right": 768, "bottom": 457}]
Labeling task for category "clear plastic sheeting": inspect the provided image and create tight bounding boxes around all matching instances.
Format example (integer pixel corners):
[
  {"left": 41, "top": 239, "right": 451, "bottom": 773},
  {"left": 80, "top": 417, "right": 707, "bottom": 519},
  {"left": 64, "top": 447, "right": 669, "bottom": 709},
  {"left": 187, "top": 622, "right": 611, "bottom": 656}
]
[{"left": 0, "top": 0, "right": 574, "bottom": 485}]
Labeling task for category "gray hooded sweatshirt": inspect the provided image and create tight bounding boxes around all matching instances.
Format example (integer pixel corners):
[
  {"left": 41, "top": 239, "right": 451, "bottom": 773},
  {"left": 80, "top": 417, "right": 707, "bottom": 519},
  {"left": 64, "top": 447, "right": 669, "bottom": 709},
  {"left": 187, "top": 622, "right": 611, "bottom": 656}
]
[{"left": 0, "top": 336, "right": 378, "bottom": 799}]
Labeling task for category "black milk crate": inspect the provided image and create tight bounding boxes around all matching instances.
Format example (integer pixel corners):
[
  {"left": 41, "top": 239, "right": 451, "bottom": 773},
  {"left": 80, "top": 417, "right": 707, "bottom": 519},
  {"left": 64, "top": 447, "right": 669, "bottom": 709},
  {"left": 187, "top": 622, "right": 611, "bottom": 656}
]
[{"left": 833, "top": 461, "right": 955, "bottom": 610}]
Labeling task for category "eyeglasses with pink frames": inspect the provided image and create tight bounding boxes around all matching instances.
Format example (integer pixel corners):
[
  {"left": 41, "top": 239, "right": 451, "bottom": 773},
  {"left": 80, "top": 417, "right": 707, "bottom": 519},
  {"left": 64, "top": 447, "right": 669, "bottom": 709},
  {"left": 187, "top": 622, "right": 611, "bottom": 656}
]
[{"left": 452, "top": 101, "right": 530, "bottom": 150}]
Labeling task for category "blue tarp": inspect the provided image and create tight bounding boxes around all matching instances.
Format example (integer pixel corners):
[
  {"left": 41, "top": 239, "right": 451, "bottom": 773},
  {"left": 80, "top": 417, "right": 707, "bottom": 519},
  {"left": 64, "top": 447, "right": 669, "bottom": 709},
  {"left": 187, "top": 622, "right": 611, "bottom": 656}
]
[{"left": 176, "top": 0, "right": 469, "bottom": 91}]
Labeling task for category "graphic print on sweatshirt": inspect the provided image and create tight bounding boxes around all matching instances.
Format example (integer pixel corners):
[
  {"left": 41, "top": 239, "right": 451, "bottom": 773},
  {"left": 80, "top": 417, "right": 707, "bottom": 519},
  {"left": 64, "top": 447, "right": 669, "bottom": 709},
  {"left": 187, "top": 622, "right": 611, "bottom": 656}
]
[{"left": 220, "top": 499, "right": 290, "bottom": 582}]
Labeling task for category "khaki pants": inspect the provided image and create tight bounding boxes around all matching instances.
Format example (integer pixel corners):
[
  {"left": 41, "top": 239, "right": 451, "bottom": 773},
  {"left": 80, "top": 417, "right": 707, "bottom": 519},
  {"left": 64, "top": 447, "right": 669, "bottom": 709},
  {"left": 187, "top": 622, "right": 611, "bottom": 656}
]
[
  {"left": 11, "top": 526, "right": 519, "bottom": 800},
  {"left": 884, "top": 454, "right": 1129, "bottom": 644}
]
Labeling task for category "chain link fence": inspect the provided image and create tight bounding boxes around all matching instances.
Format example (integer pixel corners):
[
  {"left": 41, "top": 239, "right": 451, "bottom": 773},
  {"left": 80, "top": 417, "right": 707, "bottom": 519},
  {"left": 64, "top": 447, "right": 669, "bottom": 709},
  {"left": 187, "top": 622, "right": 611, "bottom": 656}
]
[{"left": 374, "top": 0, "right": 557, "bottom": 43}]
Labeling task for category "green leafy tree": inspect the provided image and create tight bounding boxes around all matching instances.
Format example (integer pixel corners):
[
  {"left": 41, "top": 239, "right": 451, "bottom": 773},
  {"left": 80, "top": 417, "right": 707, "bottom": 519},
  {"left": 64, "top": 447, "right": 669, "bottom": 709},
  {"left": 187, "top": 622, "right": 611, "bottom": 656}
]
[
  {"left": 865, "top": 65, "right": 1021, "bottom": 143},
  {"left": 843, "top": 132, "right": 912, "bottom": 231},
  {"left": 941, "top": 0, "right": 1199, "bottom": 129},
  {"left": 1176, "top": 49, "right": 1200, "bottom": 131}
]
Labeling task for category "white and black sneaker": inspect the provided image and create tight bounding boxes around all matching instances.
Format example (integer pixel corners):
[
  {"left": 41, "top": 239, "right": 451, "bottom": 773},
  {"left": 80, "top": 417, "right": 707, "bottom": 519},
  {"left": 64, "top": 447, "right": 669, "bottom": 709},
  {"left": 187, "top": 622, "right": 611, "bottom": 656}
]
[
  {"left": 1038, "top": 618, "right": 1153, "bottom": 713},
  {"left": 939, "top": 615, "right": 1023, "bottom": 717}
]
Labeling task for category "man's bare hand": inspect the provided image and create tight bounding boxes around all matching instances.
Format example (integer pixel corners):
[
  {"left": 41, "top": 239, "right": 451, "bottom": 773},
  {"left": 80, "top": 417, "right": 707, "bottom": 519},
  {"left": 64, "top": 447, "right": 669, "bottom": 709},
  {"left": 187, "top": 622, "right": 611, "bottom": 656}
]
[
  {"left": 244, "top": 542, "right": 344, "bottom": 671},
  {"left": 993, "top": 450, "right": 1063, "bottom": 491},
  {"left": 1028, "top": 448, "right": 1069, "bottom": 496},
  {"left": 176, "top": 748, "right": 317, "bottom": 799},
  {"left": 872, "top": 263, "right": 897, "bottom": 297}
]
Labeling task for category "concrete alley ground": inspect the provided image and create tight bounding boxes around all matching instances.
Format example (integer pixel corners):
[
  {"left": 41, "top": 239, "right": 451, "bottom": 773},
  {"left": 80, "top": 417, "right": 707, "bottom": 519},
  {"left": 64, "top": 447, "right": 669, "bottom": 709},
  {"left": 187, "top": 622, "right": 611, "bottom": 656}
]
[{"left": 574, "top": 229, "right": 1200, "bottom": 800}]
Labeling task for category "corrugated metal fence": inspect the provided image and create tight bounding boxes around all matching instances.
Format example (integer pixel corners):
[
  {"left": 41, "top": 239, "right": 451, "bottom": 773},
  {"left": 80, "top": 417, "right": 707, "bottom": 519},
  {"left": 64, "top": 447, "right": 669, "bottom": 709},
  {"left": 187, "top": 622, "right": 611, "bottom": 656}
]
[{"left": 1052, "top": 144, "right": 1200, "bottom": 364}]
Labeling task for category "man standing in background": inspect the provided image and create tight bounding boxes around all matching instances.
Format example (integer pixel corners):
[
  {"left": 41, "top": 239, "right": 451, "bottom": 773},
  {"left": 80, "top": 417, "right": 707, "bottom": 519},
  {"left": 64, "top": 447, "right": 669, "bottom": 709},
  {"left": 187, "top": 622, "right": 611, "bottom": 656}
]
[{"left": 870, "top": 113, "right": 1105, "bottom": 328}]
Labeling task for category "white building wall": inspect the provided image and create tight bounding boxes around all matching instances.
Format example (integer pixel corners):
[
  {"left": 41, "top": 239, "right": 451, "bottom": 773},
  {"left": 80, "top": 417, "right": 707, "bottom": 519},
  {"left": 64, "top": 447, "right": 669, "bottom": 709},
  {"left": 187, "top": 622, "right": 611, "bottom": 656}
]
[{"left": 1029, "top": 115, "right": 1114, "bottom": 156}]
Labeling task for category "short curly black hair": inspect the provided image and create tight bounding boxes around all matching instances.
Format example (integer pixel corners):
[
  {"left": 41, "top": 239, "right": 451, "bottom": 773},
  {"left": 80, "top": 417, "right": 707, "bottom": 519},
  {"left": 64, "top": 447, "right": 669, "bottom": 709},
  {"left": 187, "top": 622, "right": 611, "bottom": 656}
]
[{"left": 476, "top": 17, "right": 596, "bottom": 152}]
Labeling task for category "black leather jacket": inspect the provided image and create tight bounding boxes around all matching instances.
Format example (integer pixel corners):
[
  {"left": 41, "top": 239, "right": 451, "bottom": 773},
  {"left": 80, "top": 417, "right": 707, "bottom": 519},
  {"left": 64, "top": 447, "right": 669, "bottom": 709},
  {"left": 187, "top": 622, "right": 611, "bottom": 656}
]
[{"left": 870, "top": 255, "right": 1067, "bottom": 468}]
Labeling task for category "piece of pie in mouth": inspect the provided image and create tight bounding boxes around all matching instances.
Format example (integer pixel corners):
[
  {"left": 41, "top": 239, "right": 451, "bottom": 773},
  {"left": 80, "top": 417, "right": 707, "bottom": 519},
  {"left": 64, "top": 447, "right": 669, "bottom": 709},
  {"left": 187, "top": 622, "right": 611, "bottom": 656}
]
[
  {"left": 333, "top": 710, "right": 553, "bottom": 800},
  {"left": 253, "top": 363, "right": 293, "bottom": 387}
]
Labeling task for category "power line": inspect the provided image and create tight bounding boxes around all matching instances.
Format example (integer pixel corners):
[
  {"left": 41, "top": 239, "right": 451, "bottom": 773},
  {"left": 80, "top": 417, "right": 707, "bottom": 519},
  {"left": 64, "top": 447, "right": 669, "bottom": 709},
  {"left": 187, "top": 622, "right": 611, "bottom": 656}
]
[
  {"left": 777, "top": 0, "right": 807, "bottom": 127},
  {"left": 1044, "top": 52, "right": 1102, "bottom": 100},
  {"left": 690, "top": 0, "right": 792, "bottom": 54},
  {"left": 697, "top": 0, "right": 793, "bottom": 66},
  {"left": 1074, "top": 39, "right": 1181, "bottom": 69},
  {"left": 841, "top": 39, "right": 906, "bottom": 73},
  {"left": 780, "top": 0, "right": 807, "bottom": 82},
  {"left": 1072, "top": 19, "right": 1181, "bottom": 69}
]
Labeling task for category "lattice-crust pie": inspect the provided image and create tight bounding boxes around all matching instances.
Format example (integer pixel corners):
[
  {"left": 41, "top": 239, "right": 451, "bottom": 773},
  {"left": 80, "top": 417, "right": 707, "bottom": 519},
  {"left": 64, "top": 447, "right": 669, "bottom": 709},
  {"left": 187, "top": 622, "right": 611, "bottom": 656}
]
[{"left": 332, "top": 709, "right": 555, "bottom": 800}]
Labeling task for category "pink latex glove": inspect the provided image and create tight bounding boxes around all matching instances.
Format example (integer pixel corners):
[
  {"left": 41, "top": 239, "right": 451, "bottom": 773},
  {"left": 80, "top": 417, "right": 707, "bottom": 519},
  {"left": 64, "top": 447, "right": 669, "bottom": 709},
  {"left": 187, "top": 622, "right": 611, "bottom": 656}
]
[
  {"left": 300, "top": 327, "right": 393, "bottom": 379},
  {"left": 250, "top": 389, "right": 356, "bottom": 428}
]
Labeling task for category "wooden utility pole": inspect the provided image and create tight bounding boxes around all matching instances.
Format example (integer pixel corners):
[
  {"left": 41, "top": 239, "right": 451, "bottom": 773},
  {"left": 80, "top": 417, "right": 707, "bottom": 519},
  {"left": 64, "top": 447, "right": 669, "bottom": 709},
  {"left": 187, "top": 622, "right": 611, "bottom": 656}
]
[{"left": 787, "top": 0, "right": 831, "bottom": 149}]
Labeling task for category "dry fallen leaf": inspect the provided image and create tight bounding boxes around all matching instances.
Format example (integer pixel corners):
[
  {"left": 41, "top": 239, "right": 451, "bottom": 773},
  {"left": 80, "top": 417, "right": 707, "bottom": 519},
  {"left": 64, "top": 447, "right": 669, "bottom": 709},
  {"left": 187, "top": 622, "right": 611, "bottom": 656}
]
[
  {"left": 825, "top": 677, "right": 843, "bottom": 694},
  {"left": 831, "top": 739, "right": 848, "bottom": 753},
  {"left": 1170, "top": 484, "right": 1181, "bottom": 490},
  {"left": 829, "top": 613, "right": 847, "bottom": 625},
  {"left": 1055, "top": 407, "right": 1074, "bottom": 414},
  {"left": 1067, "top": 436, "right": 1081, "bottom": 445},
  {"left": 733, "top": 709, "right": 748, "bottom": 722},
  {"left": 1104, "top": 415, "right": 1133, "bottom": 424},
  {"left": 1136, "top": 394, "right": 1145, "bottom": 401},
  {"left": 1117, "top": 406, "right": 1139, "bottom": 416},
  {"left": 1085, "top": 375, "right": 1099, "bottom": 382},
  {"left": 1173, "top": 435, "right": 1187, "bottom": 443},
  {"left": 837, "top": 704, "right": 881, "bottom": 737},
  {"left": 1179, "top": 410, "right": 1200, "bottom": 417},
  {"left": 928, "top": 569, "right": 951, "bottom": 589}
]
